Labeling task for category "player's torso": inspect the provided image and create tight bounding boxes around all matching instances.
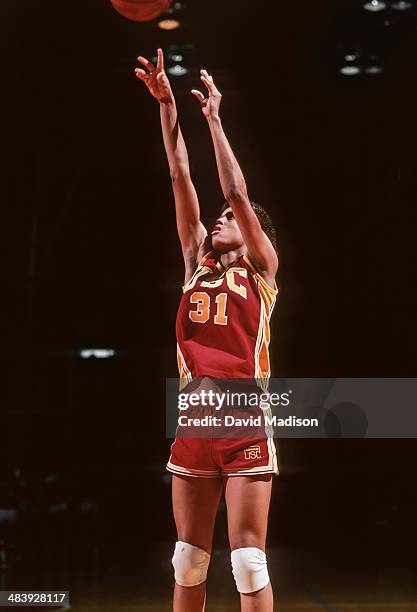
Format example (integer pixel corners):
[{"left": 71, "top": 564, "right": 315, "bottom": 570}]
[{"left": 176, "top": 252, "right": 277, "bottom": 381}]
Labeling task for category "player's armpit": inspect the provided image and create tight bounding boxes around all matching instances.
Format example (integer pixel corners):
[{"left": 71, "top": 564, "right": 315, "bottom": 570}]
[{"left": 181, "top": 229, "right": 209, "bottom": 285}]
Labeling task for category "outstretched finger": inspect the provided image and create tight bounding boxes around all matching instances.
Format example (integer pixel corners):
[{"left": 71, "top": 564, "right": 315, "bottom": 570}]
[
  {"left": 137, "top": 55, "right": 155, "bottom": 73},
  {"left": 199, "top": 75, "right": 211, "bottom": 94},
  {"left": 200, "top": 69, "right": 216, "bottom": 84},
  {"left": 191, "top": 89, "right": 206, "bottom": 105},
  {"left": 200, "top": 69, "right": 213, "bottom": 90},
  {"left": 201, "top": 75, "right": 220, "bottom": 97},
  {"left": 135, "top": 68, "right": 148, "bottom": 81},
  {"left": 200, "top": 71, "right": 221, "bottom": 96},
  {"left": 201, "top": 70, "right": 221, "bottom": 95},
  {"left": 157, "top": 48, "right": 164, "bottom": 72}
]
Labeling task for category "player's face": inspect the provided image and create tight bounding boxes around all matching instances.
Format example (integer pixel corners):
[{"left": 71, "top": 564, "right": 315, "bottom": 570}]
[{"left": 211, "top": 207, "right": 244, "bottom": 252}]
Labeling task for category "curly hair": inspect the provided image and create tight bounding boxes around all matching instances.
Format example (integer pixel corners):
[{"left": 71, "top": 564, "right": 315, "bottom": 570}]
[{"left": 219, "top": 201, "right": 278, "bottom": 254}]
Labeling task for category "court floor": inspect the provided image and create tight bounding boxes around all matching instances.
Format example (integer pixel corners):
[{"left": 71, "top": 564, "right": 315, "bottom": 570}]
[{"left": 3, "top": 545, "right": 417, "bottom": 611}]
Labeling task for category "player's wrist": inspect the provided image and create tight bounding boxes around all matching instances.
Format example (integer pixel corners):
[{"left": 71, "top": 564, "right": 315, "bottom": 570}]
[
  {"left": 207, "top": 113, "right": 221, "bottom": 124},
  {"left": 159, "top": 96, "right": 175, "bottom": 106}
]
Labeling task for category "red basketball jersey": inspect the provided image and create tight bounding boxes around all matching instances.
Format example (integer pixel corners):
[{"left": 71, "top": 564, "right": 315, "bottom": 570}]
[{"left": 176, "top": 251, "right": 278, "bottom": 385}]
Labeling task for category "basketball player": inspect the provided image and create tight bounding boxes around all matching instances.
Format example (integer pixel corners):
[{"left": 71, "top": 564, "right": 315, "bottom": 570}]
[{"left": 135, "top": 49, "right": 279, "bottom": 612}]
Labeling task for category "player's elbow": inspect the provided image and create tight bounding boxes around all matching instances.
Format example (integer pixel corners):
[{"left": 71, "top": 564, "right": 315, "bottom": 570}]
[
  {"left": 225, "top": 185, "right": 248, "bottom": 205},
  {"left": 170, "top": 165, "right": 190, "bottom": 182}
]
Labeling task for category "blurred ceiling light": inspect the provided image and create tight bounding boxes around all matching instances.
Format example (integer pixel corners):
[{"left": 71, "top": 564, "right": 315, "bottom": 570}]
[
  {"left": 365, "top": 65, "right": 383, "bottom": 74},
  {"left": 340, "top": 66, "right": 362, "bottom": 75},
  {"left": 167, "top": 64, "right": 189, "bottom": 76},
  {"left": 364, "top": 0, "right": 387, "bottom": 10},
  {"left": 172, "top": 1, "right": 184, "bottom": 8},
  {"left": 158, "top": 18, "right": 181, "bottom": 30},
  {"left": 167, "top": 1, "right": 185, "bottom": 11},
  {"left": 391, "top": 0, "right": 413, "bottom": 8},
  {"left": 170, "top": 54, "right": 184, "bottom": 62},
  {"left": 345, "top": 53, "right": 359, "bottom": 62},
  {"left": 80, "top": 349, "right": 115, "bottom": 359}
]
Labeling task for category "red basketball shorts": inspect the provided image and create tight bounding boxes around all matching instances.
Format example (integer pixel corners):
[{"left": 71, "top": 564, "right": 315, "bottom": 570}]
[
  {"left": 167, "top": 436, "right": 279, "bottom": 478},
  {"left": 166, "top": 378, "right": 279, "bottom": 478}
]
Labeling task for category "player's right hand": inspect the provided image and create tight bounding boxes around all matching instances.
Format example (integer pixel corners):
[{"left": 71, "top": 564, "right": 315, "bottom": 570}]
[{"left": 135, "top": 48, "right": 174, "bottom": 104}]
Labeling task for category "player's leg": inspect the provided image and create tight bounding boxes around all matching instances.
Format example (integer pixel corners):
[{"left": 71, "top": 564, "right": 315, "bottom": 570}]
[
  {"left": 172, "top": 474, "right": 223, "bottom": 612},
  {"left": 225, "top": 475, "right": 273, "bottom": 612}
]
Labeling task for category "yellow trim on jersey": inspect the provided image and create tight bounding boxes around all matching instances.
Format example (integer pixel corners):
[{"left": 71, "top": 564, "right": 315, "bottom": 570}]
[
  {"left": 242, "top": 254, "right": 278, "bottom": 383},
  {"left": 198, "top": 251, "right": 226, "bottom": 271},
  {"left": 198, "top": 251, "right": 214, "bottom": 266},
  {"left": 242, "top": 254, "right": 278, "bottom": 296},
  {"left": 181, "top": 252, "right": 216, "bottom": 293},
  {"left": 177, "top": 343, "right": 193, "bottom": 389},
  {"left": 182, "top": 265, "right": 212, "bottom": 293}
]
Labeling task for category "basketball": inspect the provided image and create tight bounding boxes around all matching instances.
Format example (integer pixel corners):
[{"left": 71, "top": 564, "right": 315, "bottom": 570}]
[{"left": 110, "top": 0, "right": 171, "bottom": 22}]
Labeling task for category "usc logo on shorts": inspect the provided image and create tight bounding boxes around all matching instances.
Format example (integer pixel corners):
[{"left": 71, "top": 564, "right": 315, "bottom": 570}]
[{"left": 244, "top": 445, "right": 261, "bottom": 460}]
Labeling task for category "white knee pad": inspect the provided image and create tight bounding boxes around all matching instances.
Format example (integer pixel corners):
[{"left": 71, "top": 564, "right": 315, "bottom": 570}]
[
  {"left": 231, "top": 547, "right": 270, "bottom": 594},
  {"left": 172, "top": 541, "right": 211, "bottom": 587}
]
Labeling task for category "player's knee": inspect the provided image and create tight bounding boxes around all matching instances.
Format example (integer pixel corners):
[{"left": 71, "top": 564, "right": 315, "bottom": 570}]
[
  {"left": 172, "top": 541, "right": 211, "bottom": 587},
  {"left": 231, "top": 547, "right": 270, "bottom": 594}
]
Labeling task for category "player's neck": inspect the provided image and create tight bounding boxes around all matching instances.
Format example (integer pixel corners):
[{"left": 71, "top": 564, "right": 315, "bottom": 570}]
[{"left": 219, "top": 247, "right": 246, "bottom": 269}]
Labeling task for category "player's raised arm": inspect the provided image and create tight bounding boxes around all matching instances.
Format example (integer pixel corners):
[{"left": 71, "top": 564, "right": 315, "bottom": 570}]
[
  {"left": 135, "top": 49, "right": 207, "bottom": 280},
  {"left": 192, "top": 70, "right": 278, "bottom": 280}
]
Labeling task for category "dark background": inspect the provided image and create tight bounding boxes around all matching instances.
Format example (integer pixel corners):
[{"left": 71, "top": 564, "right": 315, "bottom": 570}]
[{"left": 1, "top": 0, "right": 417, "bottom": 590}]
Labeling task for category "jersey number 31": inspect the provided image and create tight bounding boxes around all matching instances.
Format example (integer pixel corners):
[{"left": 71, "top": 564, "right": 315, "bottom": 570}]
[{"left": 189, "top": 292, "right": 228, "bottom": 325}]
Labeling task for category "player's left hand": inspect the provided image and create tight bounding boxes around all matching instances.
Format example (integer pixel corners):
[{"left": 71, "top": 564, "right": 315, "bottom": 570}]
[
  {"left": 191, "top": 69, "right": 222, "bottom": 119},
  {"left": 135, "top": 48, "right": 174, "bottom": 104}
]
